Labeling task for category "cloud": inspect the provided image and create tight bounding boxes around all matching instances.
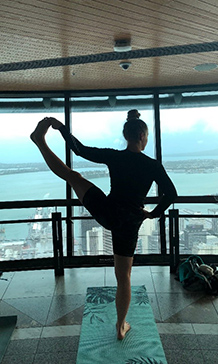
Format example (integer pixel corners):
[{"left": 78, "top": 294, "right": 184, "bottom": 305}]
[
  {"left": 72, "top": 111, "right": 125, "bottom": 143},
  {"left": 161, "top": 107, "right": 218, "bottom": 134}
]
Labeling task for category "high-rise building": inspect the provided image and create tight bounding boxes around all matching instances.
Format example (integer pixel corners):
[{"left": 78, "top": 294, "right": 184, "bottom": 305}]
[
  {"left": 208, "top": 209, "right": 218, "bottom": 234},
  {"left": 184, "top": 224, "right": 207, "bottom": 251},
  {"left": 78, "top": 206, "right": 100, "bottom": 254},
  {"left": 137, "top": 218, "right": 155, "bottom": 254},
  {"left": 86, "top": 227, "right": 112, "bottom": 255}
]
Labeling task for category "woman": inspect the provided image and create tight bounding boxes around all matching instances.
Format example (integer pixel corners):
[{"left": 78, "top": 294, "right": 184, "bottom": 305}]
[{"left": 31, "top": 109, "right": 177, "bottom": 340}]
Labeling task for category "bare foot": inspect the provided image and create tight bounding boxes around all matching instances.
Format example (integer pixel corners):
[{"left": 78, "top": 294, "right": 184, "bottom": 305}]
[
  {"left": 116, "top": 321, "right": 131, "bottom": 340},
  {"left": 30, "top": 118, "right": 51, "bottom": 144}
]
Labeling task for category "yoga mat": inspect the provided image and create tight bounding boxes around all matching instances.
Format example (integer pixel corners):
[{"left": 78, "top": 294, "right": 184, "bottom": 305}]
[
  {"left": 76, "top": 286, "right": 167, "bottom": 364},
  {"left": 0, "top": 316, "right": 17, "bottom": 362}
]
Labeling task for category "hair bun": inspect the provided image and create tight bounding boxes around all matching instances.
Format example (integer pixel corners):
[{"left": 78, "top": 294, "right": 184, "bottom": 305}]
[{"left": 127, "top": 109, "right": 141, "bottom": 121}]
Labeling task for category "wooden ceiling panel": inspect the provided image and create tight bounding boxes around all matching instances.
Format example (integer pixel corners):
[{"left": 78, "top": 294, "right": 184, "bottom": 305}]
[{"left": 1, "top": 0, "right": 218, "bottom": 92}]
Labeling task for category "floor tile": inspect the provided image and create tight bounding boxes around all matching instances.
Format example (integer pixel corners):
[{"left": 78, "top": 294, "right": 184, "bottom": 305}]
[
  {"left": 54, "top": 268, "right": 105, "bottom": 295},
  {"left": 164, "top": 349, "right": 204, "bottom": 364},
  {"left": 11, "top": 327, "right": 42, "bottom": 340},
  {"left": 41, "top": 325, "right": 81, "bottom": 338},
  {"left": 157, "top": 323, "right": 195, "bottom": 335},
  {"left": 46, "top": 294, "right": 85, "bottom": 325},
  {"left": 49, "top": 304, "right": 84, "bottom": 326},
  {"left": 150, "top": 266, "right": 170, "bottom": 273},
  {"left": 156, "top": 292, "right": 204, "bottom": 322},
  {"left": 196, "top": 334, "right": 218, "bottom": 349},
  {"left": 1, "top": 353, "right": 35, "bottom": 364},
  {"left": 164, "top": 295, "right": 218, "bottom": 324},
  {"left": 147, "top": 293, "right": 162, "bottom": 322},
  {"left": 104, "top": 267, "right": 116, "bottom": 286},
  {"left": 4, "top": 296, "right": 53, "bottom": 325},
  {"left": 3, "top": 270, "right": 56, "bottom": 299},
  {"left": 131, "top": 266, "right": 155, "bottom": 292},
  {"left": 211, "top": 295, "right": 218, "bottom": 313},
  {"left": 152, "top": 272, "right": 183, "bottom": 293},
  {"left": 37, "top": 336, "right": 80, "bottom": 353},
  {"left": 0, "top": 300, "right": 42, "bottom": 328},
  {"left": 105, "top": 266, "right": 155, "bottom": 292},
  {"left": 160, "top": 334, "right": 200, "bottom": 350},
  {"left": 202, "top": 350, "right": 218, "bottom": 364},
  {"left": 193, "top": 323, "right": 218, "bottom": 335},
  {"left": 0, "top": 272, "right": 14, "bottom": 299},
  {"left": 3, "top": 338, "right": 39, "bottom": 356},
  {"left": 33, "top": 351, "right": 77, "bottom": 364}
]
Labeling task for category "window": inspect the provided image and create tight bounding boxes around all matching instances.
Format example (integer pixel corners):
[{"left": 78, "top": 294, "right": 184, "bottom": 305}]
[
  {"left": 160, "top": 92, "right": 218, "bottom": 254},
  {"left": 160, "top": 94, "right": 218, "bottom": 198},
  {"left": 0, "top": 98, "right": 65, "bottom": 260},
  {"left": 70, "top": 104, "right": 158, "bottom": 255}
]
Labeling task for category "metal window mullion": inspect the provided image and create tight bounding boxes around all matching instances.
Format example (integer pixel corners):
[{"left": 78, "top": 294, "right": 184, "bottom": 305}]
[
  {"left": 52, "top": 212, "right": 64, "bottom": 276},
  {"left": 64, "top": 93, "right": 74, "bottom": 257},
  {"left": 169, "top": 209, "right": 180, "bottom": 272},
  {"left": 153, "top": 93, "right": 167, "bottom": 255}
]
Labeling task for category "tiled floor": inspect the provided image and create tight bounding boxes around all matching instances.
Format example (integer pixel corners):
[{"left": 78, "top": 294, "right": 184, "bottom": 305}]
[{"left": 0, "top": 265, "right": 218, "bottom": 364}]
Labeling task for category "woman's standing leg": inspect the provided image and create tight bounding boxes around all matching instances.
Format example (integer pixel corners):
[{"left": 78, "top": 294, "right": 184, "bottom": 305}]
[
  {"left": 30, "top": 118, "right": 94, "bottom": 202},
  {"left": 114, "top": 254, "right": 133, "bottom": 340}
]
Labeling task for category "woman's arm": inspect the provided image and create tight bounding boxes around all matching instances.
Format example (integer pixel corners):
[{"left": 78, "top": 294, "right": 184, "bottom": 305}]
[
  {"left": 49, "top": 118, "right": 112, "bottom": 164},
  {"left": 150, "top": 162, "right": 177, "bottom": 218}
]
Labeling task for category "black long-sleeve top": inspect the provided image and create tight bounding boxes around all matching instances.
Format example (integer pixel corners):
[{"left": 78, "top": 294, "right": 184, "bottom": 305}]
[{"left": 59, "top": 125, "right": 177, "bottom": 217}]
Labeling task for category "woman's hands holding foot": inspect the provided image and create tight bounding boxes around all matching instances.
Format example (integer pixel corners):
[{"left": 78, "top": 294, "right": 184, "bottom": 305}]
[{"left": 46, "top": 117, "right": 63, "bottom": 130}]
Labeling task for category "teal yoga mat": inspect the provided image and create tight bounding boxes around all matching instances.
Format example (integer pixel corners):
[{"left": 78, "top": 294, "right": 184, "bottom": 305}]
[
  {"left": 76, "top": 286, "right": 167, "bottom": 364},
  {"left": 0, "top": 316, "right": 17, "bottom": 362}
]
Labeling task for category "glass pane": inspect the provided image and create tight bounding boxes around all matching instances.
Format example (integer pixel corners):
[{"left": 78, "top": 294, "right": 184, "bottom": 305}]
[
  {"left": 138, "top": 210, "right": 160, "bottom": 254},
  {"left": 165, "top": 204, "right": 218, "bottom": 254},
  {"left": 160, "top": 94, "right": 218, "bottom": 197},
  {"left": 0, "top": 207, "right": 66, "bottom": 261},
  {"left": 0, "top": 98, "right": 66, "bottom": 260},
  {"left": 0, "top": 109, "right": 65, "bottom": 201},
  {"left": 70, "top": 106, "right": 156, "bottom": 256}
]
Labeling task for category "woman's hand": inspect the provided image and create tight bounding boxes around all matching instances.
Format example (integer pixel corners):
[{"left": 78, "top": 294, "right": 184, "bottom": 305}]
[
  {"left": 47, "top": 117, "right": 63, "bottom": 130},
  {"left": 141, "top": 209, "right": 153, "bottom": 220}
]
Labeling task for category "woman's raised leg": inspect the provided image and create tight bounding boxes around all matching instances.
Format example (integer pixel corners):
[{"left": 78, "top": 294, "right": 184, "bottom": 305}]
[
  {"left": 30, "top": 118, "right": 94, "bottom": 202},
  {"left": 114, "top": 254, "right": 133, "bottom": 340}
]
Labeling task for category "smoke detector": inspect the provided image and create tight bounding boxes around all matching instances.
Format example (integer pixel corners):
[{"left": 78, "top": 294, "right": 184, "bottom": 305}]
[
  {"left": 194, "top": 63, "right": 218, "bottom": 71},
  {"left": 114, "top": 39, "right": 132, "bottom": 52}
]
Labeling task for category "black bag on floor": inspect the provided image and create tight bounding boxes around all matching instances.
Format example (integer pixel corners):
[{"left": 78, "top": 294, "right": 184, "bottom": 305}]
[{"left": 178, "top": 255, "right": 218, "bottom": 295}]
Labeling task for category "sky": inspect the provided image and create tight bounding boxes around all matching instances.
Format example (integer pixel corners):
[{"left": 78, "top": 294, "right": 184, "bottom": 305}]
[{"left": 0, "top": 107, "right": 218, "bottom": 164}]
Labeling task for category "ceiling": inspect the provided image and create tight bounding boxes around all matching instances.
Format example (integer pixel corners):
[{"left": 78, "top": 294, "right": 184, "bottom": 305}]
[{"left": 1, "top": 0, "right": 218, "bottom": 93}]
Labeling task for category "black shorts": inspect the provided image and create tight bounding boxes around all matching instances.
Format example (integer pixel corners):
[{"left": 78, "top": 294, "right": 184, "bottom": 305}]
[{"left": 82, "top": 186, "right": 144, "bottom": 257}]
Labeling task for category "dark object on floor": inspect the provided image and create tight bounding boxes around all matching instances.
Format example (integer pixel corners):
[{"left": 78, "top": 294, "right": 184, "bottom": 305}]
[
  {"left": 0, "top": 271, "right": 8, "bottom": 281},
  {"left": 176, "top": 255, "right": 218, "bottom": 295},
  {"left": 0, "top": 316, "right": 17, "bottom": 362}
]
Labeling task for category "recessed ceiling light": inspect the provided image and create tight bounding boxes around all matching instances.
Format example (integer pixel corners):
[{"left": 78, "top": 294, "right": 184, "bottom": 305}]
[
  {"left": 114, "top": 39, "right": 132, "bottom": 52},
  {"left": 194, "top": 63, "right": 218, "bottom": 71}
]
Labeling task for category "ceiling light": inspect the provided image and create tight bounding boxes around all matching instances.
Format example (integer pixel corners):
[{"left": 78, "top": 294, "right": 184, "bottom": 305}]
[
  {"left": 194, "top": 63, "right": 218, "bottom": 72},
  {"left": 114, "top": 39, "right": 131, "bottom": 52}
]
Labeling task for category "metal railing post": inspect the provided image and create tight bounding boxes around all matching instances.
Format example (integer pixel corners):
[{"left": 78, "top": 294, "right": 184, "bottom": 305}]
[
  {"left": 169, "top": 209, "right": 179, "bottom": 273},
  {"left": 52, "top": 212, "right": 64, "bottom": 276}
]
